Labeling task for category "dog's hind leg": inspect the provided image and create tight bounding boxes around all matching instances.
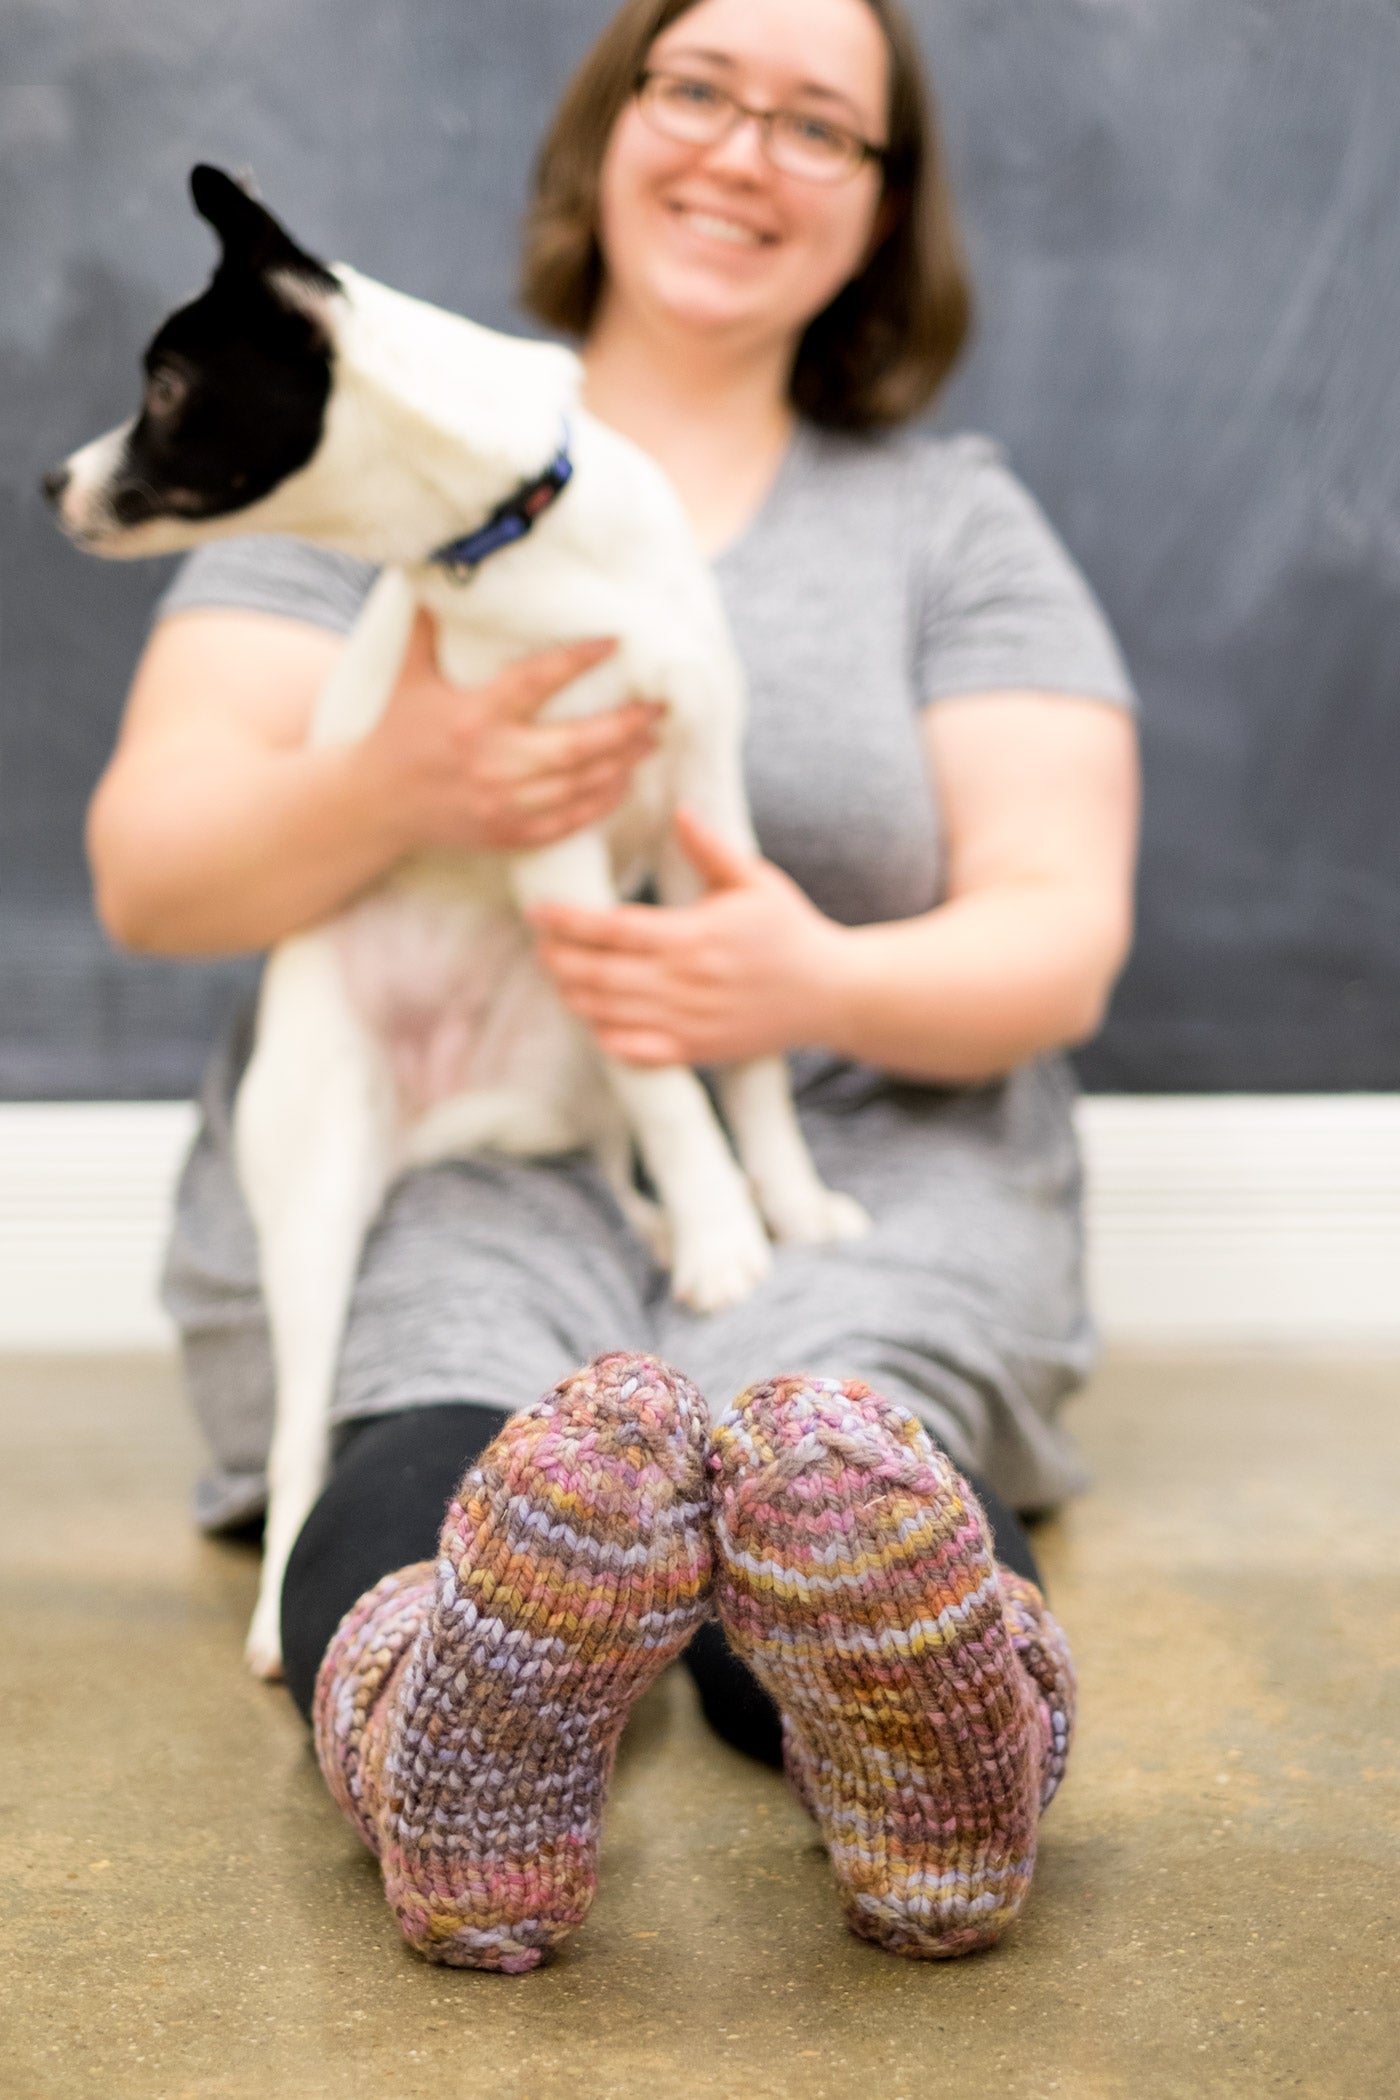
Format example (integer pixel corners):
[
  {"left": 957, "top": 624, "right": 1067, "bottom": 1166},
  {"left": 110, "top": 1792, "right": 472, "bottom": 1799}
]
[
  {"left": 235, "top": 933, "right": 397, "bottom": 1680},
  {"left": 511, "top": 832, "right": 771, "bottom": 1311}
]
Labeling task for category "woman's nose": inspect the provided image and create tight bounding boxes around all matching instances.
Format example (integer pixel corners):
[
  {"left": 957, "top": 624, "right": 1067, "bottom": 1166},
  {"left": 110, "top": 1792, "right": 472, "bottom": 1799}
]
[{"left": 698, "top": 111, "right": 771, "bottom": 182}]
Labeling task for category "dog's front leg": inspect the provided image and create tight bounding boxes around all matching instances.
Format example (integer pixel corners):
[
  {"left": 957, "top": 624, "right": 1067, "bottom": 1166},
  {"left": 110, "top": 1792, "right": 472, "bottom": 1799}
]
[
  {"left": 658, "top": 736, "right": 870, "bottom": 1249},
  {"left": 511, "top": 833, "right": 771, "bottom": 1311},
  {"left": 235, "top": 934, "right": 397, "bottom": 1679}
]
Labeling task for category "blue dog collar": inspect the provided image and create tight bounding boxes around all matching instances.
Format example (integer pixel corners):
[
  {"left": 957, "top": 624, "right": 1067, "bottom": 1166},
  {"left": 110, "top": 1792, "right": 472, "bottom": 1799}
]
[{"left": 430, "top": 427, "right": 574, "bottom": 578}]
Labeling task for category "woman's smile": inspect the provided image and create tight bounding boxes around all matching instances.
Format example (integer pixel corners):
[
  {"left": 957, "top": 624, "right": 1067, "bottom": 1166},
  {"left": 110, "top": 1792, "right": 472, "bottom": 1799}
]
[{"left": 666, "top": 200, "right": 779, "bottom": 250}]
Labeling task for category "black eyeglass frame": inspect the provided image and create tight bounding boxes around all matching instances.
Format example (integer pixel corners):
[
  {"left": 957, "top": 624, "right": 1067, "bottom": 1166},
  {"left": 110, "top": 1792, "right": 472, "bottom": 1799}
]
[{"left": 633, "top": 68, "right": 889, "bottom": 181}]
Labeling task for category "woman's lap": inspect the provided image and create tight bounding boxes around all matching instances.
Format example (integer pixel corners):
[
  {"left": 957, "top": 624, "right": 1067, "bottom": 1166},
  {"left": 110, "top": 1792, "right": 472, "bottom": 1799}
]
[
  {"left": 164, "top": 1054, "right": 1096, "bottom": 1529},
  {"left": 182, "top": 1068, "right": 1077, "bottom": 1740},
  {"left": 340, "top": 1093, "right": 1097, "bottom": 1511}
]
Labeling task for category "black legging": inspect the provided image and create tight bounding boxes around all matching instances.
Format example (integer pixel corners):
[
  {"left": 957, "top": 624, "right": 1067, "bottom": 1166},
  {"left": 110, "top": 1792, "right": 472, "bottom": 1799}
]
[{"left": 281, "top": 1403, "right": 1047, "bottom": 1767}]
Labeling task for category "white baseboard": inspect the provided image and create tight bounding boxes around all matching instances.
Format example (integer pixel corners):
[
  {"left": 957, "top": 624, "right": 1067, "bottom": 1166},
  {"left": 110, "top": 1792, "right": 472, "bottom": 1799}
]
[
  {"left": 0, "top": 1102, "right": 199, "bottom": 1350},
  {"left": 2, "top": 1096, "right": 1399, "bottom": 1352},
  {"left": 1079, "top": 1095, "right": 1400, "bottom": 1345}
]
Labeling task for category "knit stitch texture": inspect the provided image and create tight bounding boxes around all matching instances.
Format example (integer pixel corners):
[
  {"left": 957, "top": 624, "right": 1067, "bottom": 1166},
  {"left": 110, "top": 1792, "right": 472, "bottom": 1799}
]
[
  {"left": 708, "top": 1374, "right": 1076, "bottom": 1959},
  {"left": 312, "top": 1352, "right": 713, "bottom": 1970}
]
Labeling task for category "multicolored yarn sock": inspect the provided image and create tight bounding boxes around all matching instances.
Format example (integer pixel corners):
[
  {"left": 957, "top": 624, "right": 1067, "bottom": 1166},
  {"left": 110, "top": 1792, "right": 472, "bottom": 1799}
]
[
  {"left": 708, "top": 1374, "right": 1076, "bottom": 1960},
  {"left": 312, "top": 1353, "right": 712, "bottom": 1971}
]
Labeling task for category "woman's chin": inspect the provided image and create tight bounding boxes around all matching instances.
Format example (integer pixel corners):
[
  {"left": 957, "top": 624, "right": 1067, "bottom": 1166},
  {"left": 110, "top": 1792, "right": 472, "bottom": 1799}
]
[{"left": 640, "top": 265, "right": 794, "bottom": 345}]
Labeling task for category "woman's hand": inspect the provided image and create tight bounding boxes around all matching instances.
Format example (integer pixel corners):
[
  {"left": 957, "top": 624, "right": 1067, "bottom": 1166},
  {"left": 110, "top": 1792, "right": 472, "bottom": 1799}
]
[
  {"left": 88, "top": 603, "right": 667, "bottom": 956},
  {"left": 529, "top": 806, "right": 848, "bottom": 1066},
  {"left": 360, "top": 607, "right": 666, "bottom": 856}
]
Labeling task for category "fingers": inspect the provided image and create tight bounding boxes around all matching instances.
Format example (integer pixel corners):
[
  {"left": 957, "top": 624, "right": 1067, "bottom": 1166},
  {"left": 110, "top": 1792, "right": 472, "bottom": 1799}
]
[
  {"left": 549, "top": 977, "right": 693, "bottom": 1053},
  {"left": 588, "top": 1029, "right": 682, "bottom": 1068},
  {"left": 503, "top": 778, "right": 643, "bottom": 851},
  {"left": 517, "top": 700, "right": 666, "bottom": 774},
  {"left": 492, "top": 636, "right": 621, "bottom": 721},
  {"left": 535, "top": 943, "right": 661, "bottom": 1002},
  {"left": 488, "top": 707, "right": 661, "bottom": 792},
  {"left": 530, "top": 904, "right": 715, "bottom": 1067},
  {"left": 508, "top": 753, "right": 636, "bottom": 815},
  {"left": 672, "top": 804, "right": 753, "bottom": 889},
  {"left": 509, "top": 804, "right": 620, "bottom": 850},
  {"left": 528, "top": 900, "right": 683, "bottom": 951}
]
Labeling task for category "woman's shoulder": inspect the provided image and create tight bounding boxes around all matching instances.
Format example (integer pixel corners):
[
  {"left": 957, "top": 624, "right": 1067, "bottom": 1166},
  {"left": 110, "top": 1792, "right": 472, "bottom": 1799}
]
[
  {"left": 782, "top": 423, "right": 1135, "bottom": 711},
  {"left": 155, "top": 536, "right": 379, "bottom": 638}
]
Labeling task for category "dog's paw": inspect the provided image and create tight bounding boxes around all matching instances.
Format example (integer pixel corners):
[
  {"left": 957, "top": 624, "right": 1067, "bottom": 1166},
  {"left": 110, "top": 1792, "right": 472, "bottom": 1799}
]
[
  {"left": 760, "top": 1182, "right": 872, "bottom": 1247},
  {"left": 671, "top": 1204, "right": 772, "bottom": 1312},
  {"left": 244, "top": 1616, "right": 285, "bottom": 1683}
]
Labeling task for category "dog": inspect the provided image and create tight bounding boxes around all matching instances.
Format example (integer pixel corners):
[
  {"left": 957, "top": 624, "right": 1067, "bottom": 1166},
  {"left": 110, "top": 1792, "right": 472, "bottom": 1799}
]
[{"left": 44, "top": 166, "right": 868, "bottom": 1678}]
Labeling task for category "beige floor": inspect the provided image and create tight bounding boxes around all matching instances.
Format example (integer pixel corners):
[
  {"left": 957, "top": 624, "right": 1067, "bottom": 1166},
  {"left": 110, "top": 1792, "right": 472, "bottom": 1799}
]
[{"left": 2, "top": 1351, "right": 1397, "bottom": 2100}]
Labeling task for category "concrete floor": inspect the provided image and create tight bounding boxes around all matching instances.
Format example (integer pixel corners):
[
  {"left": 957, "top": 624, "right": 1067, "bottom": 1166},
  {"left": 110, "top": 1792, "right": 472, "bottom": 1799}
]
[{"left": 1, "top": 1353, "right": 1396, "bottom": 2100}]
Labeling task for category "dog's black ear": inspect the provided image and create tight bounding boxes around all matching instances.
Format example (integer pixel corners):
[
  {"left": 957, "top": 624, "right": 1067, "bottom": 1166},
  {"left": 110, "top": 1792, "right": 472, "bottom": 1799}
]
[{"left": 189, "top": 164, "right": 336, "bottom": 291}]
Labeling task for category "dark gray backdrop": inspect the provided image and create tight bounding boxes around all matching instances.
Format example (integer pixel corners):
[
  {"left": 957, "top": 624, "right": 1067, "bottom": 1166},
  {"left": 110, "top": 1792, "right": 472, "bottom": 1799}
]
[{"left": 4, "top": 0, "right": 1399, "bottom": 1097}]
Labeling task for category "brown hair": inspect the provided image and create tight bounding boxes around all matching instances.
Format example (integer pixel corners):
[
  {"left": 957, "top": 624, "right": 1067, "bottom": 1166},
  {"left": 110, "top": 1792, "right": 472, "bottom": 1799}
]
[{"left": 518, "top": 0, "right": 972, "bottom": 431}]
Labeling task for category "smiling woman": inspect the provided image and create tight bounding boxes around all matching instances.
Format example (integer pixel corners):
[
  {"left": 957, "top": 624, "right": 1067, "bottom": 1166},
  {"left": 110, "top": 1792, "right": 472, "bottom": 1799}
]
[
  {"left": 522, "top": 0, "right": 970, "bottom": 438},
  {"left": 91, "top": 0, "right": 1139, "bottom": 1969}
]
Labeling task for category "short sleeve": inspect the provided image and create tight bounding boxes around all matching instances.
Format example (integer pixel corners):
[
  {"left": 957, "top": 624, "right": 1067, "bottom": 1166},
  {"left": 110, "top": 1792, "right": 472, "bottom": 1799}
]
[
  {"left": 913, "top": 437, "right": 1136, "bottom": 711},
  {"left": 155, "top": 537, "right": 378, "bottom": 636}
]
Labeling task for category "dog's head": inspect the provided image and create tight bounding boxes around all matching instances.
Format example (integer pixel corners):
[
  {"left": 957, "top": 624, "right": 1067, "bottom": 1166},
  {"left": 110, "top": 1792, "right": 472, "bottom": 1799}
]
[{"left": 42, "top": 166, "right": 342, "bottom": 558}]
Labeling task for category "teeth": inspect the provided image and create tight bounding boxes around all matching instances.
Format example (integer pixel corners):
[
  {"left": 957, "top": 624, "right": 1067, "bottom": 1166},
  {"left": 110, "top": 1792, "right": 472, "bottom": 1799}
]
[{"left": 681, "top": 210, "right": 764, "bottom": 246}]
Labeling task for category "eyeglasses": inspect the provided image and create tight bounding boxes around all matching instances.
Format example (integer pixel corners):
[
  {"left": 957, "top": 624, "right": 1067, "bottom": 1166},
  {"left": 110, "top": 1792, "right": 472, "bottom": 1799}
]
[{"left": 634, "top": 69, "right": 887, "bottom": 184}]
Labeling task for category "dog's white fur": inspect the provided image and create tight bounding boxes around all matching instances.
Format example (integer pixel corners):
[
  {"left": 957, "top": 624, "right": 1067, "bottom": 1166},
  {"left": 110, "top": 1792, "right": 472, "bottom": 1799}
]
[{"left": 59, "top": 264, "right": 867, "bottom": 1677}]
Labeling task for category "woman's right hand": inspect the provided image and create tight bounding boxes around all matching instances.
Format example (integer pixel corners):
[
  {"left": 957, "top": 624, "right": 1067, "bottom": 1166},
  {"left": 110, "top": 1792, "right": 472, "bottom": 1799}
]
[
  {"left": 89, "top": 602, "right": 667, "bottom": 958},
  {"left": 360, "top": 608, "right": 665, "bottom": 857}
]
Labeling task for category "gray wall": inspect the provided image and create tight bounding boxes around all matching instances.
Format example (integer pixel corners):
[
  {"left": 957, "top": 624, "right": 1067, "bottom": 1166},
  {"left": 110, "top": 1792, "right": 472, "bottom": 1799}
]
[{"left": 4, "top": 0, "right": 1399, "bottom": 1096}]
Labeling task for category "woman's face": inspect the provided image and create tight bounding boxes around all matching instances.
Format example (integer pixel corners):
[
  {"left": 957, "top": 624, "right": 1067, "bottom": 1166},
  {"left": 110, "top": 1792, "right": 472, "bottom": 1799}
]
[{"left": 594, "top": 0, "right": 891, "bottom": 355}]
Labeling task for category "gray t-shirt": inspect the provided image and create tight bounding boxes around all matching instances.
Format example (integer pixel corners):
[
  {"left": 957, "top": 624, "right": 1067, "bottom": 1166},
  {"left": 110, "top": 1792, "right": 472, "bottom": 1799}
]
[
  {"left": 157, "top": 421, "right": 1136, "bottom": 1527},
  {"left": 158, "top": 423, "right": 1135, "bottom": 928}
]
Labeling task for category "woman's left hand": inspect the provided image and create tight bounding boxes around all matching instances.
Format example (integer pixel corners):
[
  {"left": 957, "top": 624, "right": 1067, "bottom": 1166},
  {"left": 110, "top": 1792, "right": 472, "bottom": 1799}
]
[{"left": 528, "top": 806, "right": 846, "bottom": 1067}]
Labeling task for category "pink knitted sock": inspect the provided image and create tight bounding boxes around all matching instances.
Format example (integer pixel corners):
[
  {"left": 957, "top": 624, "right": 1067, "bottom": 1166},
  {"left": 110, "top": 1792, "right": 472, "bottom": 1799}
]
[
  {"left": 709, "top": 1374, "right": 1076, "bottom": 1959},
  {"left": 313, "top": 1353, "right": 712, "bottom": 1970}
]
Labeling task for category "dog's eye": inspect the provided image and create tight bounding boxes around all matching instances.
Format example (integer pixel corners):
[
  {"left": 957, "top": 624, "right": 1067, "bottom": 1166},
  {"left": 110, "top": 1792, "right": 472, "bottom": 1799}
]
[{"left": 145, "top": 367, "right": 189, "bottom": 416}]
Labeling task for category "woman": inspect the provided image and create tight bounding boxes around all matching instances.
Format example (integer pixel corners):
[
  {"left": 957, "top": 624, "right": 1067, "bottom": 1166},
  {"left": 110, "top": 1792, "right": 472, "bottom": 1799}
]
[{"left": 88, "top": 0, "right": 1138, "bottom": 1966}]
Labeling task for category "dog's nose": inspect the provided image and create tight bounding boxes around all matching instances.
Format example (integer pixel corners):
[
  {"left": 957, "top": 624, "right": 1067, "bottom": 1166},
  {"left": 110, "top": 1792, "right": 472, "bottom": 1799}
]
[{"left": 40, "top": 466, "right": 70, "bottom": 508}]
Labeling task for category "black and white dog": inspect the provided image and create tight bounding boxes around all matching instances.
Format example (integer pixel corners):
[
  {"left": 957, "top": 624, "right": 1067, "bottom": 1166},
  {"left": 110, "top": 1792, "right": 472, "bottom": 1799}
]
[{"left": 44, "top": 167, "right": 866, "bottom": 1677}]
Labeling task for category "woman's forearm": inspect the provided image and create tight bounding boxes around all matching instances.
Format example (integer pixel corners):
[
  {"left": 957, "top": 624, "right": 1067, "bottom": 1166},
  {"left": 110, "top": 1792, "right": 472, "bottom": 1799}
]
[
  {"left": 86, "top": 735, "right": 407, "bottom": 955},
  {"left": 817, "top": 880, "right": 1132, "bottom": 1085}
]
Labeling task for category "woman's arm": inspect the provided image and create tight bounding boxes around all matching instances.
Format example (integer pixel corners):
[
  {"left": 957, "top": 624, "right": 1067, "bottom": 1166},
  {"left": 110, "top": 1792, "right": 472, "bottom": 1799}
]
[
  {"left": 529, "top": 691, "right": 1139, "bottom": 1086},
  {"left": 820, "top": 692, "right": 1139, "bottom": 1080},
  {"left": 87, "top": 606, "right": 661, "bottom": 956}
]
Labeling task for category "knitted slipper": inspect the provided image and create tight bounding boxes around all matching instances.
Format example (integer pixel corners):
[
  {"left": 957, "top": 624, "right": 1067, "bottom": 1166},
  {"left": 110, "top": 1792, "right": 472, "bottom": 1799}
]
[
  {"left": 313, "top": 1353, "right": 712, "bottom": 1970},
  {"left": 708, "top": 1374, "right": 1076, "bottom": 1959}
]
